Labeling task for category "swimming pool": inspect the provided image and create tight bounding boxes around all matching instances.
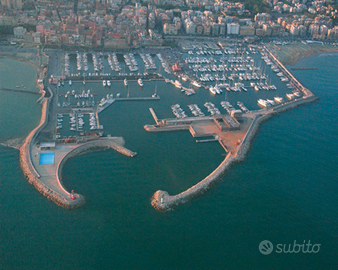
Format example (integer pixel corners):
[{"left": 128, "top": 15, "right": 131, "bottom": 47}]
[{"left": 39, "top": 152, "right": 55, "bottom": 165}]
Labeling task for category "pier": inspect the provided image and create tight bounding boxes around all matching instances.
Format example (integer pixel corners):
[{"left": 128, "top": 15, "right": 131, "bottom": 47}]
[
  {"left": 291, "top": 67, "right": 317, "bottom": 71},
  {"left": 65, "top": 72, "right": 164, "bottom": 82},
  {"left": 97, "top": 96, "right": 160, "bottom": 113},
  {"left": 0, "top": 87, "right": 41, "bottom": 95},
  {"left": 149, "top": 108, "right": 159, "bottom": 125},
  {"left": 116, "top": 96, "right": 160, "bottom": 101}
]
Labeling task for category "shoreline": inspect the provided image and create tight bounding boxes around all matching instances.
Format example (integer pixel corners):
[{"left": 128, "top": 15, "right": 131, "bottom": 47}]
[
  {"left": 269, "top": 41, "right": 338, "bottom": 66},
  {"left": 4, "top": 43, "right": 319, "bottom": 210}
]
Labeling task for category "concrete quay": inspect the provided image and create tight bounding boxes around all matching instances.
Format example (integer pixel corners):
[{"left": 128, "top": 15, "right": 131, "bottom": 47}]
[
  {"left": 0, "top": 87, "right": 41, "bottom": 95},
  {"left": 97, "top": 96, "right": 160, "bottom": 113}
]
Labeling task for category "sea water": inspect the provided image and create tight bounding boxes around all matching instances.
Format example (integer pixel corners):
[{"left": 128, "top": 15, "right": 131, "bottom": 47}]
[{"left": 0, "top": 54, "right": 337, "bottom": 269}]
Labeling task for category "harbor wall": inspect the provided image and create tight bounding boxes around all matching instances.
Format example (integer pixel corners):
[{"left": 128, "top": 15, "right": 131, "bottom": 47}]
[
  {"left": 19, "top": 97, "right": 85, "bottom": 209},
  {"left": 56, "top": 138, "right": 137, "bottom": 199},
  {"left": 150, "top": 113, "right": 271, "bottom": 211},
  {"left": 265, "top": 46, "right": 315, "bottom": 97},
  {"left": 151, "top": 95, "right": 316, "bottom": 211},
  {"left": 144, "top": 124, "right": 191, "bottom": 132}
]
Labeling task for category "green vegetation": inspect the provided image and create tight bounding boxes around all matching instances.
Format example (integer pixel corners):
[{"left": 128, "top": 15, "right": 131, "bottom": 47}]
[
  {"left": 0, "top": 25, "right": 13, "bottom": 35},
  {"left": 239, "top": 0, "right": 271, "bottom": 14},
  {"left": 0, "top": 24, "right": 36, "bottom": 35}
]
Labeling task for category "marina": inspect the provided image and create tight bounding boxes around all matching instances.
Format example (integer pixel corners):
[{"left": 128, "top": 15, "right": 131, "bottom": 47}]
[{"left": 17, "top": 41, "right": 318, "bottom": 210}]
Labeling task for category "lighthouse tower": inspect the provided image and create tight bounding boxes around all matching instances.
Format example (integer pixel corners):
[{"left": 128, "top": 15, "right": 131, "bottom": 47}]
[{"left": 70, "top": 190, "right": 75, "bottom": 200}]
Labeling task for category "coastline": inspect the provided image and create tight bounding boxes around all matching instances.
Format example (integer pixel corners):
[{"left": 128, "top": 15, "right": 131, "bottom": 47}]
[{"left": 5, "top": 42, "right": 321, "bottom": 210}]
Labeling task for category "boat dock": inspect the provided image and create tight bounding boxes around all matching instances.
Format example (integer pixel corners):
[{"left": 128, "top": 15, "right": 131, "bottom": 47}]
[
  {"left": 66, "top": 73, "right": 164, "bottom": 83},
  {"left": 149, "top": 108, "right": 159, "bottom": 125},
  {"left": 97, "top": 96, "right": 160, "bottom": 113},
  {"left": 116, "top": 96, "right": 160, "bottom": 101},
  {"left": 0, "top": 87, "right": 41, "bottom": 95},
  {"left": 291, "top": 67, "right": 317, "bottom": 70}
]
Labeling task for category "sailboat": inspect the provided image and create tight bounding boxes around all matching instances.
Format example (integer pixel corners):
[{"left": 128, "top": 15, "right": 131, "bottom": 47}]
[{"left": 152, "top": 84, "right": 159, "bottom": 98}]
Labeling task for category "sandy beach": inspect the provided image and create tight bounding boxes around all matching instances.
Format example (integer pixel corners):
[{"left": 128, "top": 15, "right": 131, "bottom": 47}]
[{"left": 267, "top": 41, "right": 338, "bottom": 65}]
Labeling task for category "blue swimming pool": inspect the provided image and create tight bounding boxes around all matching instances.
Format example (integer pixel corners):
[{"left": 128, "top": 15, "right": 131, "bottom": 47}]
[{"left": 39, "top": 152, "right": 55, "bottom": 165}]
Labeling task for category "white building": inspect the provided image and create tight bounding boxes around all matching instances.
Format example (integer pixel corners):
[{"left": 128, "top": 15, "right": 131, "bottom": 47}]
[
  {"left": 13, "top": 26, "right": 26, "bottom": 38},
  {"left": 185, "top": 21, "right": 196, "bottom": 35},
  {"left": 290, "top": 25, "right": 299, "bottom": 35},
  {"left": 227, "top": 23, "right": 239, "bottom": 35}
]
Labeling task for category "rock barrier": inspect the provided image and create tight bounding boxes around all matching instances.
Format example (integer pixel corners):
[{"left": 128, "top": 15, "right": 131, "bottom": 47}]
[{"left": 151, "top": 95, "right": 317, "bottom": 212}]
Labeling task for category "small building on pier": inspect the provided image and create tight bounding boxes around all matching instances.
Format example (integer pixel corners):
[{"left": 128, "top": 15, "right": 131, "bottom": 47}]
[{"left": 40, "top": 142, "right": 56, "bottom": 150}]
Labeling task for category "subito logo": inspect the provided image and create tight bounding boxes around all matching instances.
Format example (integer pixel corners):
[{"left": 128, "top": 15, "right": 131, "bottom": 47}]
[{"left": 259, "top": 240, "right": 273, "bottom": 255}]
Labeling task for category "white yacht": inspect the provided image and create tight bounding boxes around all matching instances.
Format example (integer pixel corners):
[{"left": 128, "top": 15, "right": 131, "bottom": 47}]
[
  {"left": 191, "top": 80, "right": 202, "bottom": 88},
  {"left": 152, "top": 84, "right": 158, "bottom": 98},
  {"left": 286, "top": 93, "right": 295, "bottom": 100},
  {"left": 267, "top": 99, "right": 276, "bottom": 106},
  {"left": 209, "top": 86, "right": 216, "bottom": 95},
  {"left": 214, "top": 85, "right": 221, "bottom": 94},
  {"left": 258, "top": 99, "right": 268, "bottom": 108},
  {"left": 138, "top": 78, "right": 144, "bottom": 87},
  {"left": 124, "top": 78, "right": 128, "bottom": 86},
  {"left": 173, "top": 80, "right": 182, "bottom": 88},
  {"left": 69, "top": 80, "right": 72, "bottom": 86},
  {"left": 274, "top": 97, "right": 283, "bottom": 104},
  {"left": 107, "top": 80, "right": 111, "bottom": 87},
  {"left": 102, "top": 80, "right": 107, "bottom": 87},
  {"left": 181, "top": 75, "right": 188, "bottom": 82}
]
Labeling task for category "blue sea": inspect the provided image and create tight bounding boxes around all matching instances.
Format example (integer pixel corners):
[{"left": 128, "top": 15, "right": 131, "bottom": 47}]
[{"left": 0, "top": 53, "right": 337, "bottom": 269}]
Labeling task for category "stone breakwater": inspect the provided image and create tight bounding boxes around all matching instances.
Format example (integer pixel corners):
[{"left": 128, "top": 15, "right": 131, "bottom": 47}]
[
  {"left": 151, "top": 96, "right": 318, "bottom": 212},
  {"left": 20, "top": 98, "right": 85, "bottom": 208},
  {"left": 20, "top": 98, "right": 136, "bottom": 208},
  {"left": 19, "top": 75, "right": 136, "bottom": 208},
  {"left": 57, "top": 138, "right": 137, "bottom": 193},
  {"left": 56, "top": 138, "right": 137, "bottom": 207},
  {"left": 151, "top": 114, "right": 273, "bottom": 212}
]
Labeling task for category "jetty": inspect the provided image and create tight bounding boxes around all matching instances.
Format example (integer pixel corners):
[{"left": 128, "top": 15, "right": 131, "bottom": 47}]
[
  {"left": 97, "top": 96, "right": 160, "bottom": 113},
  {"left": 148, "top": 45, "right": 318, "bottom": 212},
  {"left": 0, "top": 87, "right": 41, "bottom": 95},
  {"left": 291, "top": 67, "right": 317, "bottom": 71}
]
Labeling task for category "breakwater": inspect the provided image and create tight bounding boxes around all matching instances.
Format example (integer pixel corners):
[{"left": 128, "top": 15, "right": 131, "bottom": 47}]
[
  {"left": 0, "top": 87, "right": 41, "bottom": 95},
  {"left": 19, "top": 96, "right": 85, "bottom": 208},
  {"left": 150, "top": 113, "right": 269, "bottom": 211},
  {"left": 20, "top": 96, "right": 136, "bottom": 208},
  {"left": 265, "top": 46, "right": 315, "bottom": 97},
  {"left": 151, "top": 95, "right": 318, "bottom": 211},
  {"left": 56, "top": 138, "right": 137, "bottom": 205}
]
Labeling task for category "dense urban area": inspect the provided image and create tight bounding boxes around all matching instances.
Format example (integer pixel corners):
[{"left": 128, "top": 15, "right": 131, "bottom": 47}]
[{"left": 1, "top": 0, "right": 338, "bottom": 48}]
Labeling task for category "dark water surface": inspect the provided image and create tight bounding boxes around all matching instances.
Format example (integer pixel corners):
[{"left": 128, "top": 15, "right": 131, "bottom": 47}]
[{"left": 0, "top": 54, "right": 337, "bottom": 269}]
